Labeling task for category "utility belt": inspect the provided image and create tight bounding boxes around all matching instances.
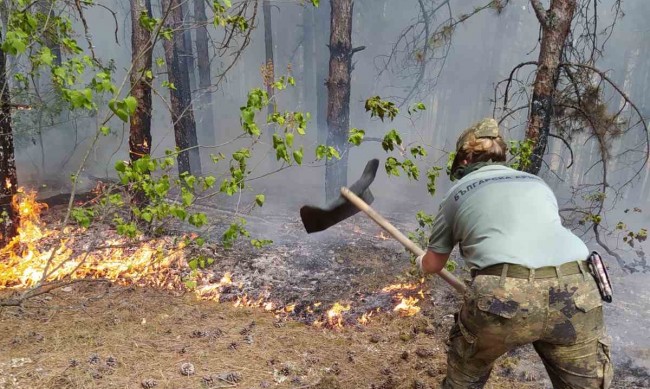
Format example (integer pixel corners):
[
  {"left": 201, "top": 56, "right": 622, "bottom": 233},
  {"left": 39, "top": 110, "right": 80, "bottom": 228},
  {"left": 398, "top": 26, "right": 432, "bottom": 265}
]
[{"left": 471, "top": 251, "right": 613, "bottom": 302}]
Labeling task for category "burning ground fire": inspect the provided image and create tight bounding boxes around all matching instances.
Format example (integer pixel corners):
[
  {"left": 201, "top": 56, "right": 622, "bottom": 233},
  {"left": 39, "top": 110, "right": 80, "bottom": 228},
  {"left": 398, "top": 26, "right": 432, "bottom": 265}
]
[{"left": 0, "top": 188, "right": 426, "bottom": 329}]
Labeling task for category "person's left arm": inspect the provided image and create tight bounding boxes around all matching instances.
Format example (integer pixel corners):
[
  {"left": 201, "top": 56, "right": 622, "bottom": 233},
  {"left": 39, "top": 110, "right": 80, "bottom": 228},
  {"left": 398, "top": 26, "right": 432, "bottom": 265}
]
[
  {"left": 416, "top": 204, "right": 455, "bottom": 274},
  {"left": 417, "top": 250, "right": 451, "bottom": 274}
]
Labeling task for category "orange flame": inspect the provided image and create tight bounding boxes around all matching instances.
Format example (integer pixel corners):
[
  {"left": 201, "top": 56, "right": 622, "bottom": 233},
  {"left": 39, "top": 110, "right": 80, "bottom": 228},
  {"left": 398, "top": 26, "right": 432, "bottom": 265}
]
[
  {"left": 376, "top": 231, "right": 390, "bottom": 240},
  {"left": 326, "top": 302, "right": 351, "bottom": 328},
  {"left": 381, "top": 283, "right": 419, "bottom": 292},
  {"left": 1, "top": 189, "right": 427, "bottom": 328},
  {"left": 393, "top": 296, "right": 421, "bottom": 317}
]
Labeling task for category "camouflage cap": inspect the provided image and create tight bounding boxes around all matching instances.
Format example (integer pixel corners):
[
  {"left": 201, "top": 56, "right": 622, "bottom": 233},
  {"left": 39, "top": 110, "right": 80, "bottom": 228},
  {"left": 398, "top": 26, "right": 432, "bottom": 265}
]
[{"left": 455, "top": 117, "right": 500, "bottom": 152}]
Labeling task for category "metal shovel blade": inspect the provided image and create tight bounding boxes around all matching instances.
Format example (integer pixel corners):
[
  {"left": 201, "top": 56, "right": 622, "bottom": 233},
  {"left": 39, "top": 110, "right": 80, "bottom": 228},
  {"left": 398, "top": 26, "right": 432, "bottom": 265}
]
[{"left": 300, "top": 159, "right": 380, "bottom": 233}]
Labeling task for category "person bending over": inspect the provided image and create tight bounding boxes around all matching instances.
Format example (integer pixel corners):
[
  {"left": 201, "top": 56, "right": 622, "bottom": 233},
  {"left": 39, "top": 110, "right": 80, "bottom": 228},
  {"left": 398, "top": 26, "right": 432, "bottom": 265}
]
[{"left": 417, "top": 118, "right": 612, "bottom": 389}]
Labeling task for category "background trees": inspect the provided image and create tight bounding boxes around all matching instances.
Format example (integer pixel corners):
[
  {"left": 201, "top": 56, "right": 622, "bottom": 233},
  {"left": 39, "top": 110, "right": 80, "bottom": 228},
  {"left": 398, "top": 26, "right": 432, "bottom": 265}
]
[{"left": 0, "top": 0, "right": 647, "bottom": 271}]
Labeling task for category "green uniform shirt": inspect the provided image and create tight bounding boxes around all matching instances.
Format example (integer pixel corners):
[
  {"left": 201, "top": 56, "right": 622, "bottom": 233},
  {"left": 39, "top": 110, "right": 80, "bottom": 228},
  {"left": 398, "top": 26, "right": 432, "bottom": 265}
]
[{"left": 428, "top": 165, "right": 589, "bottom": 269}]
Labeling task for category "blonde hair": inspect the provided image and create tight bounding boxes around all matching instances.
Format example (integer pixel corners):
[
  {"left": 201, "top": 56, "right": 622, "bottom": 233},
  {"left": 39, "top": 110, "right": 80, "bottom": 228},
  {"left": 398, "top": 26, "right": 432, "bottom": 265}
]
[{"left": 458, "top": 134, "right": 508, "bottom": 164}]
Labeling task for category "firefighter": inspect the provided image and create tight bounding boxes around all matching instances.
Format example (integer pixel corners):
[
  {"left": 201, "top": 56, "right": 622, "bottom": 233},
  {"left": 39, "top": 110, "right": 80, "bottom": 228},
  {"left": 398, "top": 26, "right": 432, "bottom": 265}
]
[{"left": 416, "top": 118, "right": 613, "bottom": 388}]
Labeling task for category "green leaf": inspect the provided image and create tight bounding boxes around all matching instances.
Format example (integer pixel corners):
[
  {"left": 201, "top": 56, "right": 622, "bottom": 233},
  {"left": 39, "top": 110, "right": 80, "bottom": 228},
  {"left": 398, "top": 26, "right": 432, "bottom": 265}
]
[
  {"left": 115, "top": 160, "right": 127, "bottom": 173},
  {"left": 251, "top": 239, "right": 273, "bottom": 248},
  {"left": 410, "top": 145, "right": 428, "bottom": 158},
  {"left": 255, "top": 194, "right": 265, "bottom": 207},
  {"left": 348, "top": 128, "right": 365, "bottom": 146},
  {"left": 188, "top": 213, "right": 208, "bottom": 227},
  {"left": 241, "top": 108, "right": 255, "bottom": 124},
  {"left": 385, "top": 157, "right": 401, "bottom": 176},
  {"left": 171, "top": 207, "right": 187, "bottom": 220},
  {"left": 108, "top": 99, "right": 129, "bottom": 122},
  {"left": 293, "top": 148, "right": 303, "bottom": 165},
  {"left": 382, "top": 129, "right": 403, "bottom": 152},
  {"left": 100, "top": 126, "right": 110, "bottom": 136},
  {"left": 141, "top": 212, "right": 153, "bottom": 223},
  {"left": 204, "top": 176, "right": 216, "bottom": 189},
  {"left": 181, "top": 190, "right": 195, "bottom": 206},
  {"left": 38, "top": 47, "right": 55, "bottom": 66},
  {"left": 124, "top": 96, "right": 138, "bottom": 115}
]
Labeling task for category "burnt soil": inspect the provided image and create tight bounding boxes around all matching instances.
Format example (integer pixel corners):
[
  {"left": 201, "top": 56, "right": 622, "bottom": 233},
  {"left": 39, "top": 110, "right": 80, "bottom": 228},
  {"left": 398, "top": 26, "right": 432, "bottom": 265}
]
[{"left": 1, "top": 203, "right": 649, "bottom": 388}]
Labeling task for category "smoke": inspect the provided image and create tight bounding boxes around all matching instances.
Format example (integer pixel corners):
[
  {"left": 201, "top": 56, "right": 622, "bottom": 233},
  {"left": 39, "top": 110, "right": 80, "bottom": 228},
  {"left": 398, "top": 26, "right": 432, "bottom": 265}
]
[{"left": 7, "top": 0, "right": 650, "bottom": 373}]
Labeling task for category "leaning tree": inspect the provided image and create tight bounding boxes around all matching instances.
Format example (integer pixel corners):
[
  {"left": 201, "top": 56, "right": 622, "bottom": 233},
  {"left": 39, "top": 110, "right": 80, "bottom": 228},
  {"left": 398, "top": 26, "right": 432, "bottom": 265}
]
[{"left": 494, "top": 0, "right": 649, "bottom": 271}]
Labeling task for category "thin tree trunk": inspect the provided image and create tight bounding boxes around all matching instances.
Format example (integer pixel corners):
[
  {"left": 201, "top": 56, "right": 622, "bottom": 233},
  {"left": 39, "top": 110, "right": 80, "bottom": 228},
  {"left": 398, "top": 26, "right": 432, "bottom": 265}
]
[
  {"left": 302, "top": 4, "right": 316, "bottom": 120},
  {"left": 315, "top": 0, "right": 329, "bottom": 147},
  {"left": 180, "top": 0, "right": 197, "bottom": 93},
  {"left": 162, "top": 0, "right": 202, "bottom": 176},
  {"left": 129, "top": 0, "right": 153, "bottom": 163},
  {"left": 525, "top": 0, "right": 577, "bottom": 174},
  {"left": 38, "top": 0, "right": 62, "bottom": 66},
  {"left": 0, "top": 29, "right": 19, "bottom": 248},
  {"left": 194, "top": 0, "right": 215, "bottom": 145},
  {"left": 325, "top": 0, "right": 354, "bottom": 202},
  {"left": 262, "top": 0, "right": 275, "bottom": 117}
]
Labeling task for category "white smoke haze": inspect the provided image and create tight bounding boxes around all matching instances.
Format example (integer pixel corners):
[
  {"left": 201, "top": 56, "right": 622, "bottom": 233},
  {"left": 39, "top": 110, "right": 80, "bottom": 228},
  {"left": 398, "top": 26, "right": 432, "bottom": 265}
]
[{"left": 7, "top": 0, "right": 650, "bottom": 376}]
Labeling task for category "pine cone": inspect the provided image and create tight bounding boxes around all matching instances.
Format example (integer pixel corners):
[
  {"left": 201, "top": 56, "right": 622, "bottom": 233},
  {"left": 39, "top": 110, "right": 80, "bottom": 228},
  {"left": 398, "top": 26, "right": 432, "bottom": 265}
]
[
  {"left": 106, "top": 356, "right": 118, "bottom": 368},
  {"left": 180, "top": 362, "right": 195, "bottom": 376},
  {"left": 141, "top": 378, "right": 157, "bottom": 388}
]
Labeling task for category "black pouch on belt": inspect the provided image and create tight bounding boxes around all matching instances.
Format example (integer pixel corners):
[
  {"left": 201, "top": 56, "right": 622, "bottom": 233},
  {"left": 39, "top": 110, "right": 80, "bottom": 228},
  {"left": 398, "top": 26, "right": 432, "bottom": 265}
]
[{"left": 587, "top": 251, "right": 613, "bottom": 303}]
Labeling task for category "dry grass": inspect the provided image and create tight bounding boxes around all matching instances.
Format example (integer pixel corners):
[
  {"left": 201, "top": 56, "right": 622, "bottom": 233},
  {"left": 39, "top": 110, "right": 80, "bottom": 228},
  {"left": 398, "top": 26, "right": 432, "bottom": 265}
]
[{"left": 0, "top": 284, "right": 543, "bottom": 389}]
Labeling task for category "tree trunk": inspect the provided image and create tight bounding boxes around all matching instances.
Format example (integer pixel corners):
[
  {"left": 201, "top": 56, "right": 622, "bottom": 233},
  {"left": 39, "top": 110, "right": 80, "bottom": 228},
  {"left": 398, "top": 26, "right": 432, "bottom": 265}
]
[
  {"left": 325, "top": 0, "right": 353, "bottom": 202},
  {"left": 162, "top": 0, "right": 202, "bottom": 176},
  {"left": 180, "top": 0, "right": 197, "bottom": 93},
  {"left": 38, "top": 0, "right": 62, "bottom": 66},
  {"left": 315, "top": 0, "right": 330, "bottom": 147},
  {"left": 302, "top": 4, "right": 316, "bottom": 117},
  {"left": 129, "top": 0, "right": 153, "bottom": 163},
  {"left": 194, "top": 0, "right": 215, "bottom": 145},
  {"left": 525, "top": 0, "right": 577, "bottom": 175},
  {"left": 0, "top": 30, "right": 19, "bottom": 248},
  {"left": 262, "top": 0, "right": 275, "bottom": 118}
]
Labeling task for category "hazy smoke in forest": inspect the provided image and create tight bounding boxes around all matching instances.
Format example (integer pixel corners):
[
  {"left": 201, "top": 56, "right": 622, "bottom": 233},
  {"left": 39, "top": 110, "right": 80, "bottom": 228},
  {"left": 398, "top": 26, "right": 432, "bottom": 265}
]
[{"left": 7, "top": 0, "right": 650, "bottom": 371}]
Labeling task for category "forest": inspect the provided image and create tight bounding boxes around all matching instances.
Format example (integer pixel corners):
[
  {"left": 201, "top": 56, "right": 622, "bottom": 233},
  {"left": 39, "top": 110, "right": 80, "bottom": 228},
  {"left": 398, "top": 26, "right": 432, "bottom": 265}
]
[{"left": 0, "top": 0, "right": 649, "bottom": 388}]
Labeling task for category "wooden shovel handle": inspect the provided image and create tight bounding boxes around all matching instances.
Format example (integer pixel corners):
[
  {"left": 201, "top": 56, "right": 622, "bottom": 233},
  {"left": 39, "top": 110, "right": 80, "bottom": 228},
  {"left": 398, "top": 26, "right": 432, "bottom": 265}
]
[{"left": 341, "top": 187, "right": 467, "bottom": 294}]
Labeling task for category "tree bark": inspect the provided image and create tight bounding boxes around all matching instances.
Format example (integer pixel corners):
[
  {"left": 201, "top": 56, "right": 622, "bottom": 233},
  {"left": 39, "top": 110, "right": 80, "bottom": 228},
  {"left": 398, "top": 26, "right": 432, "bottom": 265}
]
[
  {"left": 525, "top": 0, "right": 577, "bottom": 175},
  {"left": 302, "top": 4, "right": 316, "bottom": 124},
  {"left": 194, "top": 0, "right": 215, "bottom": 145},
  {"left": 262, "top": 0, "right": 275, "bottom": 118},
  {"left": 315, "top": 0, "right": 330, "bottom": 148},
  {"left": 129, "top": 0, "right": 153, "bottom": 163},
  {"left": 162, "top": 0, "right": 202, "bottom": 176},
  {"left": 38, "top": 0, "right": 62, "bottom": 66},
  {"left": 325, "top": 0, "right": 354, "bottom": 202},
  {"left": 180, "top": 0, "right": 197, "bottom": 93},
  {"left": 0, "top": 29, "right": 19, "bottom": 248}
]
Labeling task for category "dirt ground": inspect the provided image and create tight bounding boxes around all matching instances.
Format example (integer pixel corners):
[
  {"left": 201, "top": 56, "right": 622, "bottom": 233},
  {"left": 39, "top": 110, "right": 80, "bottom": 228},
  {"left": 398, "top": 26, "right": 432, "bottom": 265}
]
[
  {"left": 1, "top": 282, "right": 552, "bottom": 389},
  {"left": 1, "top": 201, "right": 649, "bottom": 388}
]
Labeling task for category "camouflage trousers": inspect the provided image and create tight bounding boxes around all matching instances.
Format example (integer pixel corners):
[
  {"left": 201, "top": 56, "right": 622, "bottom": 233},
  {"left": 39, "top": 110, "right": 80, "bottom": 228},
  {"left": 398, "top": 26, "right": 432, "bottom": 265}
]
[{"left": 443, "top": 263, "right": 613, "bottom": 389}]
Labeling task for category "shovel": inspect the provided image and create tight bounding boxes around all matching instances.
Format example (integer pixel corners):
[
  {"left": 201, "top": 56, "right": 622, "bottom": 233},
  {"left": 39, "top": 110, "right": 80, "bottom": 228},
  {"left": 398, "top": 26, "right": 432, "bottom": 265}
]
[
  {"left": 299, "top": 159, "right": 466, "bottom": 294},
  {"left": 340, "top": 187, "right": 466, "bottom": 294},
  {"left": 300, "top": 159, "right": 380, "bottom": 234}
]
